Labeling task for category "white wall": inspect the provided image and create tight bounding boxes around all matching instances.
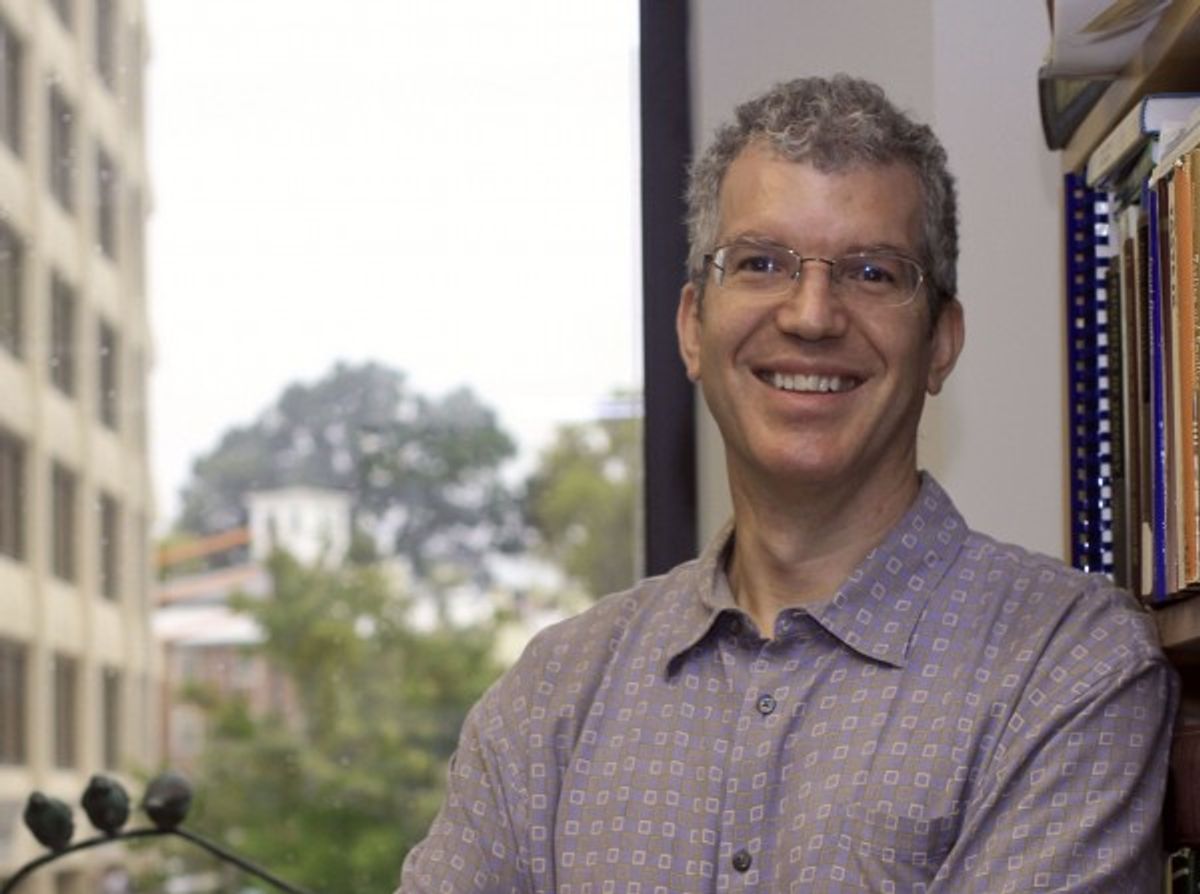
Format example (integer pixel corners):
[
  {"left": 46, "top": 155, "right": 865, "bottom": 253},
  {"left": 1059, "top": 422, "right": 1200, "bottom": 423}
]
[{"left": 688, "top": 0, "right": 1066, "bottom": 559}]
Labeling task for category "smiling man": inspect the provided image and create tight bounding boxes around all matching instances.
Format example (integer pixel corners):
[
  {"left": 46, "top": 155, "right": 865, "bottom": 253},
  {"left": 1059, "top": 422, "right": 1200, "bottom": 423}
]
[{"left": 398, "top": 76, "right": 1176, "bottom": 893}]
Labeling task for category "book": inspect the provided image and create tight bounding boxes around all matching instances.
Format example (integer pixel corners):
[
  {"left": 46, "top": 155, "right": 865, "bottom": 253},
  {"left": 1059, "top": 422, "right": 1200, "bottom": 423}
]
[
  {"left": 1169, "top": 155, "right": 1199, "bottom": 588},
  {"left": 1038, "top": 66, "right": 1109, "bottom": 150},
  {"left": 1146, "top": 182, "right": 1170, "bottom": 600},
  {"left": 1085, "top": 93, "right": 1200, "bottom": 187},
  {"left": 1154, "top": 103, "right": 1200, "bottom": 183}
]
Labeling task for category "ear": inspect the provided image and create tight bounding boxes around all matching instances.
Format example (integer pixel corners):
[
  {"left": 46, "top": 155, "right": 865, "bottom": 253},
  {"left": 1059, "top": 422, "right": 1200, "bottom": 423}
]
[
  {"left": 926, "top": 298, "right": 964, "bottom": 395},
  {"left": 676, "top": 282, "right": 703, "bottom": 382}
]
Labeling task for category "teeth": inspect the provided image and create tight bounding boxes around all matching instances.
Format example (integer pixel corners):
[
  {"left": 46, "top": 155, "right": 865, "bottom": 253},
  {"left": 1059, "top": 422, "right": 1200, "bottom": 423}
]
[{"left": 770, "top": 372, "right": 853, "bottom": 393}]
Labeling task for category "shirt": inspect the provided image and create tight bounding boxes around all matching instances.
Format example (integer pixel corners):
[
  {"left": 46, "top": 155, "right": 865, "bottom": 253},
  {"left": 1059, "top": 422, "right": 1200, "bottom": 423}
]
[{"left": 397, "top": 475, "right": 1178, "bottom": 893}]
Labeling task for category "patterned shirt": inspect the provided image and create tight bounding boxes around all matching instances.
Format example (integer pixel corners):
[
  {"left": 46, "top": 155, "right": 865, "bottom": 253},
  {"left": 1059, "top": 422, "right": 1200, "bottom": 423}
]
[{"left": 398, "top": 475, "right": 1177, "bottom": 893}]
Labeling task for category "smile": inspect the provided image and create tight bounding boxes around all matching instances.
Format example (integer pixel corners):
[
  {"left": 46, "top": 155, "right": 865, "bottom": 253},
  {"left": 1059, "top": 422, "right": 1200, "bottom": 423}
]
[{"left": 762, "top": 371, "right": 858, "bottom": 394}]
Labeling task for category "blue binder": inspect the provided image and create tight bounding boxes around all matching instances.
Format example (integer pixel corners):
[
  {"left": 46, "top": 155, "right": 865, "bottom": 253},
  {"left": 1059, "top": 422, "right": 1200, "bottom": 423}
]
[{"left": 1064, "top": 173, "right": 1115, "bottom": 578}]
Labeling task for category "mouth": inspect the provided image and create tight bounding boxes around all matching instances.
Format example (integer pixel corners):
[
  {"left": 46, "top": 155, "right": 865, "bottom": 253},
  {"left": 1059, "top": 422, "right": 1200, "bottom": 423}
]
[{"left": 758, "top": 371, "right": 861, "bottom": 394}]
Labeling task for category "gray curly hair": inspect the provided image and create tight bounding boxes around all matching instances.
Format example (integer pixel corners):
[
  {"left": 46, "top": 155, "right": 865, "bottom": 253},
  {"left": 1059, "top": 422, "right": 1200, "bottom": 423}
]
[{"left": 686, "top": 75, "right": 958, "bottom": 321}]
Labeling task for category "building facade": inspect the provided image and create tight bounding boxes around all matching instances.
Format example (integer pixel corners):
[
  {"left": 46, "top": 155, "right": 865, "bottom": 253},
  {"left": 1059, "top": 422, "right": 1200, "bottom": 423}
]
[{"left": 0, "top": 1, "right": 156, "bottom": 891}]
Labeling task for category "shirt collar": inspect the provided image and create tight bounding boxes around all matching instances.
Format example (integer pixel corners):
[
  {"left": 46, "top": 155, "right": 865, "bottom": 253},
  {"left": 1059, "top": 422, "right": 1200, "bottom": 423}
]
[{"left": 663, "top": 473, "right": 969, "bottom": 670}]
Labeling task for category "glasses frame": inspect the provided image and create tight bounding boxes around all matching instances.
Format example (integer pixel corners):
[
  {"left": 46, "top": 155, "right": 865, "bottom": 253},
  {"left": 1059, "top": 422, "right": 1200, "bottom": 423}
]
[{"left": 704, "top": 240, "right": 928, "bottom": 308}]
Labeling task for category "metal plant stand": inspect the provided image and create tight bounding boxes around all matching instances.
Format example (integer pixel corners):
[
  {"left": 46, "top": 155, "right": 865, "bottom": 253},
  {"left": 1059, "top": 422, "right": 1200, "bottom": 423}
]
[{"left": 0, "top": 772, "right": 315, "bottom": 894}]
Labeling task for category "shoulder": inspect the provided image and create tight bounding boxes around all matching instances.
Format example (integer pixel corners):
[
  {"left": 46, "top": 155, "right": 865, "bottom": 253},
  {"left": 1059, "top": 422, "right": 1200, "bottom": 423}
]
[
  {"left": 474, "top": 555, "right": 709, "bottom": 734},
  {"left": 953, "top": 529, "right": 1168, "bottom": 694}
]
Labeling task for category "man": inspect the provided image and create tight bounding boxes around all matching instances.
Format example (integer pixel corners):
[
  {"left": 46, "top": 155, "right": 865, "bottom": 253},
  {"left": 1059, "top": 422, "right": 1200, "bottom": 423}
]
[{"left": 398, "top": 75, "right": 1176, "bottom": 893}]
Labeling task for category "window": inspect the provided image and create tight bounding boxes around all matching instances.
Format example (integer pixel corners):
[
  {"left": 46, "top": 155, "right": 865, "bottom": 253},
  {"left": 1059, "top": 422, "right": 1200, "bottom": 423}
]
[
  {"left": 99, "top": 491, "right": 119, "bottom": 599},
  {"left": 47, "top": 85, "right": 74, "bottom": 211},
  {"left": 0, "top": 428, "right": 23, "bottom": 561},
  {"left": 50, "top": 461, "right": 76, "bottom": 581},
  {"left": 98, "top": 319, "right": 118, "bottom": 428},
  {"left": 0, "top": 15, "right": 21, "bottom": 155},
  {"left": 50, "top": 0, "right": 73, "bottom": 31},
  {"left": 0, "top": 638, "right": 26, "bottom": 764},
  {"left": 94, "top": 0, "right": 115, "bottom": 89},
  {"left": 49, "top": 273, "right": 74, "bottom": 394},
  {"left": 0, "top": 219, "right": 21, "bottom": 358},
  {"left": 52, "top": 653, "right": 77, "bottom": 768},
  {"left": 95, "top": 143, "right": 117, "bottom": 258},
  {"left": 101, "top": 666, "right": 120, "bottom": 769}
]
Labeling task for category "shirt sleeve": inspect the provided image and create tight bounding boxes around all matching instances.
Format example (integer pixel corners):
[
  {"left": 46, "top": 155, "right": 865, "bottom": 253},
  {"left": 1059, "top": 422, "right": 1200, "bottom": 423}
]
[
  {"left": 929, "top": 652, "right": 1178, "bottom": 894},
  {"left": 395, "top": 691, "right": 532, "bottom": 894}
]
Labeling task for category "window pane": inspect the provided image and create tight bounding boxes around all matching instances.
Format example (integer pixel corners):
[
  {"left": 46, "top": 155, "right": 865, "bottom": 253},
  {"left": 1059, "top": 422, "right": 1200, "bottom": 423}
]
[
  {"left": 0, "top": 638, "right": 25, "bottom": 764},
  {"left": 0, "top": 14, "right": 21, "bottom": 155},
  {"left": 149, "top": 3, "right": 642, "bottom": 888},
  {"left": 51, "top": 461, "right": 76, "bottom": 581},
  {"left": 0, "top": 428, "right": 23, "bottom": 561},
  {"left": 0, "top": 220, "right": 21, "bottom": 358},
  {"left": 95, "top": 143, "right": 118, "bottom": 258},
  {"left": 99, "top": 491, "right": 120, "bottom": 599},
  {"left": 101, "top": 666, "right": 121, "bottom": 769},
  {"left": 53, "top": 653, "right": 78, "bottom": 768},
  {"left": 49, "top": 272, "right": 75, "bottom": 394},
  {"left": 47, "top": 85, "right": 74, "bottom": 211},
  {"left": 98, "top": 318, "right": 118, "bottom": 428},
  {"left": 94, "top": 0, "right": 116, "bottom": 88}
]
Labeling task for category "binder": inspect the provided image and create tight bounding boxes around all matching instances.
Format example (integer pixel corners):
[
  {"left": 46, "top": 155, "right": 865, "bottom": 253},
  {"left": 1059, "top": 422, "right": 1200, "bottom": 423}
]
[{"left": 1064, "top": 173, "right": 1115, "bottom": 576}]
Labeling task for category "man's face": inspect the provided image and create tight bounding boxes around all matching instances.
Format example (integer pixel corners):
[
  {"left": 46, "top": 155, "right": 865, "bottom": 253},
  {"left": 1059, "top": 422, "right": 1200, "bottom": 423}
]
[{"left": 676, "top": 144, "right": 963, "bottom": 500}]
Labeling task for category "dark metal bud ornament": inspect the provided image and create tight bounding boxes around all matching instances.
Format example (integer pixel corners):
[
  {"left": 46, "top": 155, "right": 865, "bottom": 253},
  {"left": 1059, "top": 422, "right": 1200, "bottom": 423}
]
[
  {"left": 22, "top": 792, "right": 74, "bottom": 851},
  {"left": 81, "top": 775, "right": 131, "bottom": 835},
  {"left": 142, "top": 771, "right": 193, "bottom": 831}
]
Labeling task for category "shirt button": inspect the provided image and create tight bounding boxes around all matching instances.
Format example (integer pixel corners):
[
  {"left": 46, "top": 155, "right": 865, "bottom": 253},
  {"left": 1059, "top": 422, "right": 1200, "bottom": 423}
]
[
  {"left": 732, "top": 849, "right": 752, "bottom": 872},
  {"left": 756, "top": 693, "right": 777, "bottom": 715}
]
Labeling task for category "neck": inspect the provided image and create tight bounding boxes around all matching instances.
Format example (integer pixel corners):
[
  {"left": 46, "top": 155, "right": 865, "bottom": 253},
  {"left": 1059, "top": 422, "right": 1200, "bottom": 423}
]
[{"left": 726, "top": 467, "right": 920, "bottom": 637}]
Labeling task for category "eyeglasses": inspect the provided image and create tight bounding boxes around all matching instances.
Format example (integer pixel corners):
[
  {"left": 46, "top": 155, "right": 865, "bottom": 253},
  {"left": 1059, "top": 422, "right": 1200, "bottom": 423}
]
[{"left": 705, "top": 240, "right": 926, "bottom": 308}]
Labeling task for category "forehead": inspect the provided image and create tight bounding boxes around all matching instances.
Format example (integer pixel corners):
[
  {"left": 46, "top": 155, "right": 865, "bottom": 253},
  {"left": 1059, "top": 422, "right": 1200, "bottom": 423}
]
[{"left": 717, "top": 144, "right": 923, "bottom": 251}]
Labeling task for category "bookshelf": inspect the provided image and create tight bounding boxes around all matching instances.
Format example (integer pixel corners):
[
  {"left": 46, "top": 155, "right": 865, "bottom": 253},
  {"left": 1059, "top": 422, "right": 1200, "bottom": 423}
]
[
  {"left": 1058, "top": 0, "right": 1200, "bottom": 656},
  {"left": 1062, "top": 0, "right": 1200, "bottom": 173}
]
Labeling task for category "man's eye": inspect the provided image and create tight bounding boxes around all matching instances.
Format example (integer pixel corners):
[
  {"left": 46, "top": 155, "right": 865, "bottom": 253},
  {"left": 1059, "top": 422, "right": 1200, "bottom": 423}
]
[
  {"left": 737, "top": 254, "right": 781, "bottom": 274},
  {"left": 842, "top": 257, "right": 901, "bottom": 287}
]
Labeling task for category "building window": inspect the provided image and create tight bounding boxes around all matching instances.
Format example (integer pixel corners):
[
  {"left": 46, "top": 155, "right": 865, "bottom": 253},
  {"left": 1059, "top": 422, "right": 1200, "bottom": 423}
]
[
  {"left": 95, "top": 143, "right": 117, "bottom": 258},
  {"left": 101, "top": 666, "right": 120, "bottom": 769},
  {"left": 99, "top": 491, "right": 119, "bottom": 599},
  {"left": 52, "top": 653, "right": 77, "bottom": 768},
  {"left": 0, "top": 428, "right": 23, "bottom": 561},
  {"left": 94, "top": 0, "right": 115, "bottom": 89},
  {"left": 50, "top": 461, "right": 76, "bottom": 581},
  {"left": 98, "top": 319, "right": 118, "bottom": 429},
  {"left": 0, "top": 219, "right": 21, "bottom": 358},
  {"left": 0, "top": 638, "right": 26, "bottom": 764},
  {"left": 0, "top": 16, "right": 21, "bottom": 156},
  {"left": 49, "top": 273, "right": 74, "bottom": 394},
  {"left": 50, "top": 0, "right": 73, "bottom": 31},
  {"left": 47, "top": 85, "right": 74, "bottom": 211}
]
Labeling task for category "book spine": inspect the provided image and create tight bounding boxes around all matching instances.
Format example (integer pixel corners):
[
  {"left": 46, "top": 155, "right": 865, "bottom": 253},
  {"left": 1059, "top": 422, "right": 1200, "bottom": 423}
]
[{"left": 1148, "top": 182, "right": 1170, "bottom": 601}]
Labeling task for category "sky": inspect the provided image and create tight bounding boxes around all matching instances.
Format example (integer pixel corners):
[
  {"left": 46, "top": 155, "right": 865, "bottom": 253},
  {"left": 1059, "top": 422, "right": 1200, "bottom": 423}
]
[{"left": 147, "top": 1, "right": 642, "bottom": 525}]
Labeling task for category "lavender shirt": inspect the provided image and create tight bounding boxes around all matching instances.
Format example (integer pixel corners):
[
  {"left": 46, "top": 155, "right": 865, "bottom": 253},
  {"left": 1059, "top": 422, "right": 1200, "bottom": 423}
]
[{"left": 398, "top": 476, "right": 1177, "bottom": 893}]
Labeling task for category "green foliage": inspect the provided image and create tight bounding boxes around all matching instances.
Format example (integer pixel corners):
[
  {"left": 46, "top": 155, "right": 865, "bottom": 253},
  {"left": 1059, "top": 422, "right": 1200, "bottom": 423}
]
[
  {"left": 526, "top": 410, "right": 641, "bottom": 598},
  {"left": 176, "top": 361, "right": 525, "bottom": 578},
  {"left": 187, "top": 551, "right": 503, "bottom": 891}
]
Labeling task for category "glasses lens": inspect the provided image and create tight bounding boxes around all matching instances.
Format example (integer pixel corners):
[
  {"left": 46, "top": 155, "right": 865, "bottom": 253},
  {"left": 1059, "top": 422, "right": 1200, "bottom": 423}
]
[
  {"left": 716, "top": 243, "right": 795, "bottom": 291},
  {"left": 834, "top": 253, "right": 922, "bottom": 305}
]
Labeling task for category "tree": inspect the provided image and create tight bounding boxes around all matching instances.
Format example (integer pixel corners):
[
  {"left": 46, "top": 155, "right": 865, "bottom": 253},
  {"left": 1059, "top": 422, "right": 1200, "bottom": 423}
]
[
  {"left": 184, "top": 550, "right": 502, "bottom": 891},
  {"left": 176, "top": 361, "right": 525, "bottom": 579},
  {"left": 525, "top": 404, "right": 641, "bottom": 598}
]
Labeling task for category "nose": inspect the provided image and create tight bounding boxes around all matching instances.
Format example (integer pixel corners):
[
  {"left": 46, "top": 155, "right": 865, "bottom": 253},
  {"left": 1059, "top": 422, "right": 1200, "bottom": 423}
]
[{"left": 773, "top": 258, "right": 849, "bottom": 340}]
